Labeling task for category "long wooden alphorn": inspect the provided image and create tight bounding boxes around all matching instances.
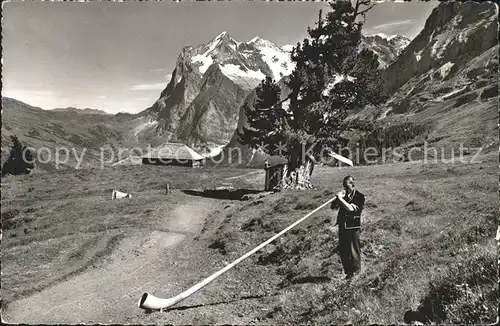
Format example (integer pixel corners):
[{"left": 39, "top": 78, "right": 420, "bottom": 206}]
[{"left": 138, "top": 196, "right": 337, "bottom": 311}]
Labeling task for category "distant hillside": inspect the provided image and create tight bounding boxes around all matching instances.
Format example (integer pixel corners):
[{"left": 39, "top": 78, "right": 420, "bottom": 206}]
[
  {"left": 1, "top": 97, "right": 147, "bottom": 171},
  {"left": 51, "top": 107, "right": 111, "bottom": 115}
]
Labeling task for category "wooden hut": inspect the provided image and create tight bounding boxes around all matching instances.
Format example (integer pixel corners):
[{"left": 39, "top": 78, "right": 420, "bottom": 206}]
[
  {"left": 142, "top": 143, "right": 205, "bottom": 167},
  {"left": 264, "top": 162, "right": 286, "bottom": 191}
]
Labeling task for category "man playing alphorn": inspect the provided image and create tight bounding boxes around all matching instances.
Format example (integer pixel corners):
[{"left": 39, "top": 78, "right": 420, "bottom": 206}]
[{"left": 331, "top": 175, "right": 365, "bottom": 280}]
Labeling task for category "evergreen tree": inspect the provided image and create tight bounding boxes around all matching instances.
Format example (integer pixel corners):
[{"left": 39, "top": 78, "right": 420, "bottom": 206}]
[
  {"left": 239, "top": 0, "right": 386, "bottom": 190},
  {"left": 1, "top": 135, "right": 35, "bottom": 176}
]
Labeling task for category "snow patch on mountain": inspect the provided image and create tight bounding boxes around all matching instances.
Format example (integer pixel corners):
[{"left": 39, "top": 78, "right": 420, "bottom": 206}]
[
  {"left": 390, "top": 35, "right": 411, "bottom": 52},
  {"left": 439, "top": 62, "right": 455, "bottom": 79},
  {"left": 251, "top": 37, "right": 296, "bottom": 82},
  {"left": 439, "top": 85, "right": 468, "bottom": 101},
  {"left": 282, "top": 99, "right": 291, "bottom": 112},
  {"left": 360, "top": 34, "right": 411, "bottom": 68},
  {"left": 191, "top": 34, "right": 294, "bottom": 84},
  {"left": 220, "top": 64, "right": 265, "bottom": 80},
  {"left": 414, "top": 49, "right": 423, "bottom": 62},
  {"left": 322, "top": 75, "right": 356, "bottom": 96},
  {"left": 369, "top": 33, "right": 391, "bottom": 39},
  {"left": 220, "top": 64, "right": 266, "bottom": 89},
  {"left": 378, "top": 108, "right": 393, "bottom": 120},
  {"left": 192, "top": 31, "right": 229, "bottom": 74},
  {"left": 134, "top": 120, "right": 158, "bottom": 138},
  {"left": 192, "top": 54, "right": 214, "bottom": 75}
]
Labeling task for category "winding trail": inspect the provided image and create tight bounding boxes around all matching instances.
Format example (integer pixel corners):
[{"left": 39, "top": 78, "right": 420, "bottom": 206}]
[{"left": 3, "top": 192, "right": 219, "bottom": 324}]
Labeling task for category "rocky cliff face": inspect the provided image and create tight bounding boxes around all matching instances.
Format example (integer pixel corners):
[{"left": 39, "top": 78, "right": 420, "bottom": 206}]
[
  {"left": 356, "top": 2, "right": 498, "bottom": 155},
  {"left": 384, "top": 2, "right": 497, "bottom": 95}
]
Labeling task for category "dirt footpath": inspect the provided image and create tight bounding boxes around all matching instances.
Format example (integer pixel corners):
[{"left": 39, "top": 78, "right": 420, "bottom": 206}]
[{"left": 3, "top": 191, "right": 225, "bottom": 324}]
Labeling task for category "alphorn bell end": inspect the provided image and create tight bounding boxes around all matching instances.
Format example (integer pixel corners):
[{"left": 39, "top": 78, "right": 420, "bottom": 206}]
[
  {"left": 138, "top": 293, "right": 149, "bottom": 308},
  {"left": 138, "top": 292, "right": 180, "bottom": 310}
]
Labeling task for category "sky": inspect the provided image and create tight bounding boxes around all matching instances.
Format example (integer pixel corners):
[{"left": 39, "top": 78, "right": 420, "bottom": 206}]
[{"left": 2, "top": 0, "right": 439, "bottom": 114}]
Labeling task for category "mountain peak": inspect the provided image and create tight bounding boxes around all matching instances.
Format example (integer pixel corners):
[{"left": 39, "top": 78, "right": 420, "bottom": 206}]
[
  {"left": 215, "top": 31, "right": 231, "bottom": 41},
  {"left": 365, "top": 33, "right": 410, "bottom": 42},
  {"left": 388, "top": 34, "right": 409, "bottom": 40},
  {"left": 248, "top": 36, "right": 277, "bottom": 48},
  {"left": 360, "top": 33, "right": 411, "bottom": 68},
  {"left": 249, "top": 36, "right": 262, "bottom": 43},
  {"left": 206, "top": 31, "right": 236, "bottom": 48}
]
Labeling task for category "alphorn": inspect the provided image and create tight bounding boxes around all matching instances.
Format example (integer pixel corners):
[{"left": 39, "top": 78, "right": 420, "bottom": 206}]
[{"left": 138, "top": 196, "right": 337, "bottom": 311}]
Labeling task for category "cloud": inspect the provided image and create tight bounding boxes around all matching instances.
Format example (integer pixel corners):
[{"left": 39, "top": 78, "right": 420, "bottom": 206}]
[
  {"left": 149, "top": 68, "right": 170, "bottom": 73},
  {"left": 364, "top": 19, "right": 417, "bottom": 39},
  {"left": 150, "top": 69, "right": 173, "bottom": 80},
  {"left": 97, "top": 95, "right": 107, "bottom": 99},
  {"left": 129, "top": 82, "right": 167, "bottom": 91},
  {"left": 371, "top": 19, "right": 415, "bottom": 32}
]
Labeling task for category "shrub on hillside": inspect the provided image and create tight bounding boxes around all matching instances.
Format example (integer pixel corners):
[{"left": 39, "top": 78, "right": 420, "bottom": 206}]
[
  {"left": 480, "top": 85, "right": 498, "bottom": 100},
  {"left": 349, "top": 121, "right": 432, "bottom": 164},
  {"left": 454, "top": 92, "right": 478, "bottom": 107},
  {"left": 404, "top": 253, "right": 497, "bottom": 324},
  {"left": 391, "top": 98, "right": 411, "bottom": 114},
  {"left": 1, "top": 135, "right": 34, "bottom": 177}
]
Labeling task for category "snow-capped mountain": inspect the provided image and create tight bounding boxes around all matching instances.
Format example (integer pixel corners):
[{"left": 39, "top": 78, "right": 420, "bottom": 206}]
[
  {"left": 140, "top": 30, "right": 409, "bottom": 153},
  {"left": 138, "top": 32, "right": 295, "bottom": 151},
  {"left": 360, "top": 34, "right": 411, "bottom": 68},
  {"left": 189, "top": 32, "right": 294, "bottom": 90},
  {"left": 190, "top": 32, "right": 295, "bottom": 89}
]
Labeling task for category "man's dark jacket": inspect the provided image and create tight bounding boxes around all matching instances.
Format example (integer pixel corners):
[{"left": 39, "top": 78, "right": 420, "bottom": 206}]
[{"left": 331, "top": 190, "right": 365, "bottom": 229}]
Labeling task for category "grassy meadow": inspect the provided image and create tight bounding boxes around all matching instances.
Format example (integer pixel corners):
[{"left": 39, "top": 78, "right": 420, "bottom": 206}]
[
  {"left": 0, "top": 165, "right": 258, "bottom": 309},
  {"left": 1, "top": 153, "right": 498, "bottom": 324}
]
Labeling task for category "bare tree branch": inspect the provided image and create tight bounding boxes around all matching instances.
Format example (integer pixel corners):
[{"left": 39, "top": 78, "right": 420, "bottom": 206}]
[{"left": 358, "top": 4, "right": 376, "bottom": 17}]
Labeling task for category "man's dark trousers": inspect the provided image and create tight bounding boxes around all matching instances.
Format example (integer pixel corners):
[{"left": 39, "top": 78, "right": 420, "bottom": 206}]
[{"left": 338, "top": 226, "right": 361, "bottom": 276}]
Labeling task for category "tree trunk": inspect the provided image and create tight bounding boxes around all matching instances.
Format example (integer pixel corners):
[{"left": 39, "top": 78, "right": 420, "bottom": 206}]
[{"left": 275, "top": 157, "right": 315, "bottom": 191}]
